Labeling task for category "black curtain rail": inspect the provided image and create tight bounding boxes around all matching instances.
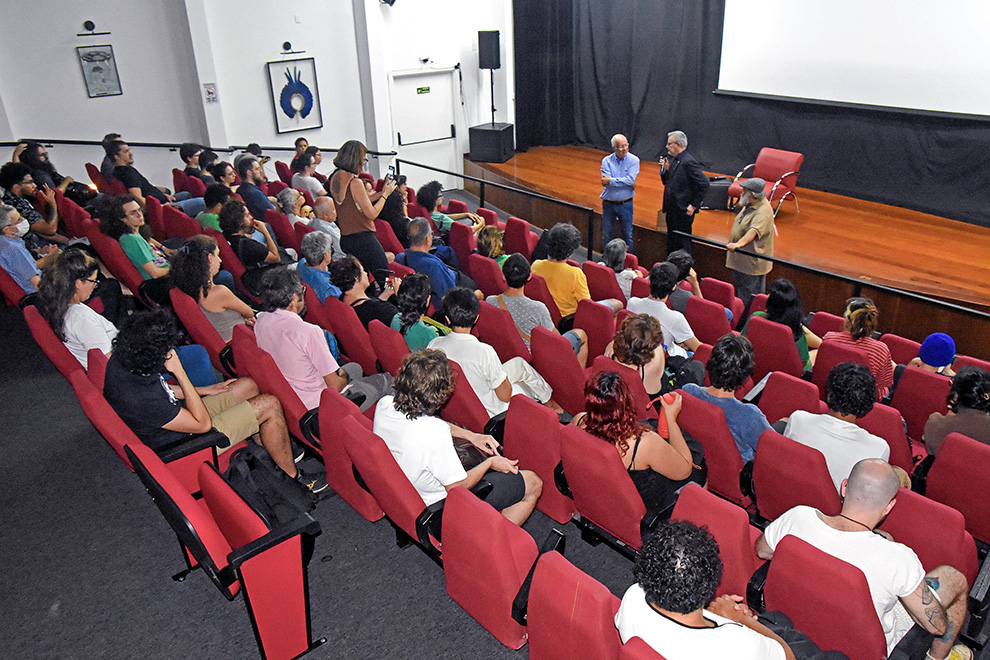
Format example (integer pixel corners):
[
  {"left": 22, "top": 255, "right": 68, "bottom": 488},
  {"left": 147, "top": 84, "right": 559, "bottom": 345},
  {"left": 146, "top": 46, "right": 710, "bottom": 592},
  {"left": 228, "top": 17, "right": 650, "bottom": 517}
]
[{"left": 676, "top": 231, "right": 990, "bottom": 321}]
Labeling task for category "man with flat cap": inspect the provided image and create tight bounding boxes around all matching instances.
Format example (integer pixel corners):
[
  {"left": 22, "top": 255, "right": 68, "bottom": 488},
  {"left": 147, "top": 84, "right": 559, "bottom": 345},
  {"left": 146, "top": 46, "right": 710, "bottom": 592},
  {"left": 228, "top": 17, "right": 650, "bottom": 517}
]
[{"left": 726, "top": 177, "right": 774, "bottom": 313}]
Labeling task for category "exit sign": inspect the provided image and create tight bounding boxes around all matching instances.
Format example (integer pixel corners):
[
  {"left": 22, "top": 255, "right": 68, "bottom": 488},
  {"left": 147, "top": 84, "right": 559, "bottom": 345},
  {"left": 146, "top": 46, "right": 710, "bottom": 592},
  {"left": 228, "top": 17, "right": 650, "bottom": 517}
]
[{"left": 416, "top": 87, "right": 430, "bottom": 94}]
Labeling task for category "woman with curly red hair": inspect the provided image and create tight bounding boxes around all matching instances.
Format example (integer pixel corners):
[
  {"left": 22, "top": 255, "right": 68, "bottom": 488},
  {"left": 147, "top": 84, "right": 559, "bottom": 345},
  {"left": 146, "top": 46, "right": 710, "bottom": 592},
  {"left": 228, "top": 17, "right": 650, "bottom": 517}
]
[{"left": 573, "top": 370, "right": 706, "bottom": 511}]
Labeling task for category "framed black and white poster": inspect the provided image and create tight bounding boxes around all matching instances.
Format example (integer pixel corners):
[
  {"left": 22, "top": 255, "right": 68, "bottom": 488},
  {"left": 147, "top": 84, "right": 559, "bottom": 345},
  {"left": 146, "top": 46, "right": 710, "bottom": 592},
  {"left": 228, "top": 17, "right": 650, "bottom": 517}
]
[
  {"left": 77, "top": 45, "right": 122, "bottom": 98},
  {"left": 266, "top": 58, "right": 323, "bottom": 134}
]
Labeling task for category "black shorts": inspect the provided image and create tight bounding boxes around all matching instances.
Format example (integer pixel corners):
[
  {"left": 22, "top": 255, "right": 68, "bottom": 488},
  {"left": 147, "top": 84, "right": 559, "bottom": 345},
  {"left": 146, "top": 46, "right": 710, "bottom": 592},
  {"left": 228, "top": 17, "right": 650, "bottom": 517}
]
[{"left": 478, "top": 469, "right": 526, "bottom": 511}]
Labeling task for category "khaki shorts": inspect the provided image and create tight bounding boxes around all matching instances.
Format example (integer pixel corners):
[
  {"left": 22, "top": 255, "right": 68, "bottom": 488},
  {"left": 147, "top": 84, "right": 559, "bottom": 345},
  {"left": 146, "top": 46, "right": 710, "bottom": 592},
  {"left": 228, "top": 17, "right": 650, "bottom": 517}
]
[{"left": 203, "top": 391, "right": 260, "bottom": 453}]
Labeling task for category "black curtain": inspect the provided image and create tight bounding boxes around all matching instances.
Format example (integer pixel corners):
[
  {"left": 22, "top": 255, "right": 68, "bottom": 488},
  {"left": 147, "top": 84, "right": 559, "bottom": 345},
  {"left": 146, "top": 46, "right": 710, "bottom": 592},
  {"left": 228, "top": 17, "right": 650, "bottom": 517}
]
[{"left": 514, "top": 0, "right": 990, "bottom": 228}]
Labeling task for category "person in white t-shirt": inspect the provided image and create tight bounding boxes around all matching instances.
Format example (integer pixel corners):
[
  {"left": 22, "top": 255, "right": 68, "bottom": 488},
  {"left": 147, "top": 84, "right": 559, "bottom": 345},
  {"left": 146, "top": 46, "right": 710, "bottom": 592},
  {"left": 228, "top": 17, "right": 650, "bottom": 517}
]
[
  {"left": 626, "top": 261, "right": 700, "bottom": 360},
  {"left": 784, "top": 362, "right": 890, "bottom": 492},
  {"left": 756, "top": 459, "right": 971, "bottom": 660},
  {"left": 373, "top": 349, "right": 542, "bottom": 525},
  {"left": 616, "top": 520, "right": 792, "bottom": 660}
]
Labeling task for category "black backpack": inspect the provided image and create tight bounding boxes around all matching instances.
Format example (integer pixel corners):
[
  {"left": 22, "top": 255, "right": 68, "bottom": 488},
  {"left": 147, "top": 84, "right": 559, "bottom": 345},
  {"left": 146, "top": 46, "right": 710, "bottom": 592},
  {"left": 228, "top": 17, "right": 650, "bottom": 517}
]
[{"left": 225, "top": 443, "right": 317, "bottom": 529}]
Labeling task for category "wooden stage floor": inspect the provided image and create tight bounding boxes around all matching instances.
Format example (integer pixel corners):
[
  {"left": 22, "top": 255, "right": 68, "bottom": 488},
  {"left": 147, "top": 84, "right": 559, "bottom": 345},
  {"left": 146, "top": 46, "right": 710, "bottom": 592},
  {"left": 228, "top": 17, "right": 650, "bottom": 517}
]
[{"left": 472, "top": 146, "right": 990, "bottom": 308}]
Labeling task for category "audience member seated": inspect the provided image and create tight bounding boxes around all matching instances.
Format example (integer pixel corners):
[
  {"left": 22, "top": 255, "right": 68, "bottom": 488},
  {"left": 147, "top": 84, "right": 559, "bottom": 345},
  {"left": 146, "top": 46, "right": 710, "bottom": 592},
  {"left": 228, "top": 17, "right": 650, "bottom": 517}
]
[
  {"left": 416, "top": 180, "right": 484, "bottom": 238},
  {"left": 292, "top": 137, "right": 309, "bottom": 164},
  {"left": 235, "top": 155, "right": 276, "bottom": 224},
  {"left": 329, "top": 140, "right": 396, "bottom": 289},
  {"left": 616, "top": 520, "right": 795, "bottom": 660},
  {"left": 391, "top": 273, "right": 450, "bottom": 351},
  {"left": 198, "top": 150, "right": 219, "bottom": 183},
  {"left": 196, "top": 183, "right": 232, "bottom": 232},
  {"left": 330, "top": 255, "right": 400, "bottom": 329},
  {"left": 276, "top": 187, "right": 310, "bottom": 226},
  {"left": 665, "top": 249, "right": 704, "bottom": 314},
  {"left": 108, "top": 140, "right": 203, "bottom": 216},
  {"left": 17, "top": 141, "right": 74, "bottom": 193},
  {"left": 532, "top": 223, "right": 622, "bottom": 322},
  {"left": 303, "top": 146, "right": 328, "bottom": 184},
  {"left": 476, "top": 225, "right": 508, "bottom": 267},
  {"left": 0, "top": 161, "right": 66, "bottom": 248},
  {"left": 784, "top": 362, "right": 889, "bottom": 492},
  {"left": 171, "top": 235, "right": 255, "bottom": 343},
  {"left": 403, "top": 217, "right": 479, "bottom": 300},
  {"left": 427, "top": 287, "right": 560, "bottom": 417},
  {"left": 103, "top": 310, "right": 324, "bottom": 491},
  {"left": 608, "top": 313, "right": 704, "bottom": 398},
  {"left": 309, "top": 196, "right": 345, "bottom": 261},
  {"left": 209, "top": 161, "right": 239, "bottom": 194},
  {"left": 600, "top": 238, "right": 638, "bottom": 300},
  {"left": 486, "top": 253, "right": 588, "bottom": 364},
  {"left": 180, "top": 143, "right": 214, "bottom": 186},
  {"left": 99, "top": 132, "right": 122, "bottom": 183},
  {"left": 290, "top": 152, "right": 326, "bottom": 198},
  {"left": 923, "top": 366, "right": 990, "bottom": 456},
  {"left": 627, "top": 261, "right": 702, "bottom": 360},
  {"left": 683, "top": 334, "right": 770, "bottom": 462},
  {"left": 297, "top": 231, "right": 340, "bottom": 303},
  {"left": 377, "top": 174, "right": 411, "bottom": 249},
  {"left": 907, "top": 332, "right": 956, "bottom": 376},
  {"left": 822, "top": 297, "right": 895, "bottom": 400},
  {"left": 255, "top": 268, "right": 391, "bottom": 412},
  {"left": 373, "top": 349, "right": 542, "bottom": 526},
  {"left": 756, "top": 459, "right": 972, "bottom": 660},
  {"left": 743, "top": 278, "right": 821, "bottom": 370},
  {"left": 0, "top": 202, "right": 59, "bottom": 294},
  {"left": 98, "top": 194, "right": 175, "bottom": 305},
  {"left": 574, "top": 371, "right": 704, "bottom": 512},
  {"left": 218, "top": 199, "right": 286, "bottom": 294}
]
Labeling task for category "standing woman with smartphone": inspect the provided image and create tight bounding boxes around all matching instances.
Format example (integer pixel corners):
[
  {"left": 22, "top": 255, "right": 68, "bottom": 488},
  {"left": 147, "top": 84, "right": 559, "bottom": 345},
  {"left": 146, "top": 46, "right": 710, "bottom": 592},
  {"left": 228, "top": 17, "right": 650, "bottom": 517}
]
[{"left": 329, "top": 141, "right": 397, "bottom": 291}]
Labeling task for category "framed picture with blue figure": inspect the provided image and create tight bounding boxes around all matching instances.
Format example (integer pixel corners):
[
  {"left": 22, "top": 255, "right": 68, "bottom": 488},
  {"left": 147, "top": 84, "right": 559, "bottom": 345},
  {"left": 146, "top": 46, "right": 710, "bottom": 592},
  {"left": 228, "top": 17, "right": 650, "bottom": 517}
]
[{"left": 266, "top": 58, "right": 323, "bottom": 134}]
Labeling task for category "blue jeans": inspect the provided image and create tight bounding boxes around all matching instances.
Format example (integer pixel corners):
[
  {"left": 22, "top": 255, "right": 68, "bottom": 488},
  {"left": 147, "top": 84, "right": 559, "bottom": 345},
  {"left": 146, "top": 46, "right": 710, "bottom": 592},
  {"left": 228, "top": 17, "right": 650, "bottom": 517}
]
[
  {"left": 172, "top": 194, "right": 206, "bottom": 217},
  {"left": 602, "top": 199, "right": 634, "bottom": 253}
]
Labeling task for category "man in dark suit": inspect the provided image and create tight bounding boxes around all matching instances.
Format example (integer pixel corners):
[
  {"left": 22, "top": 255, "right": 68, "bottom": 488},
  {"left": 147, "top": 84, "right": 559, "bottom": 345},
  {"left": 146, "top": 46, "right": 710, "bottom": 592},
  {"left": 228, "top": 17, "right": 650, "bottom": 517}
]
[{"left": 660, "top": 130, "right": 709, "bottom": 256}]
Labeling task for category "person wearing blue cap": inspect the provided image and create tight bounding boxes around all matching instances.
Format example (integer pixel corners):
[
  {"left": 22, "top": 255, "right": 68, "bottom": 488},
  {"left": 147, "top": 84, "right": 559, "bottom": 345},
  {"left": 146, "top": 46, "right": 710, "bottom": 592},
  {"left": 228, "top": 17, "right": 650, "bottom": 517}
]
[{"left": 908, "top": 332, "right": 956, "bottom": 377}]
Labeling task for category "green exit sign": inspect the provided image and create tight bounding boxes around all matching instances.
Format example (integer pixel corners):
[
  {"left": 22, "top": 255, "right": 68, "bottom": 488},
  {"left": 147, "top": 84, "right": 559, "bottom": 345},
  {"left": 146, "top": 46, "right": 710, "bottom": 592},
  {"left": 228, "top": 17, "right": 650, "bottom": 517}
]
[{"left": 416, "top": 87, "right": 430, "bottom": 94}]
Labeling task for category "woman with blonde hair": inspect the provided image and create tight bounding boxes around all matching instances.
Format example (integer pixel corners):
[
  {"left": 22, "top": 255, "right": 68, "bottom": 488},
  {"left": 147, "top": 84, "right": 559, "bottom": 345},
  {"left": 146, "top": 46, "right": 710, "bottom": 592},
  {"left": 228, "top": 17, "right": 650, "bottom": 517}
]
[
  {"left": 476, "top": 225, "right": 508, "bottom": 267},
  {"left": 822, "top": 297, "right": 894, "bottom": 400}
]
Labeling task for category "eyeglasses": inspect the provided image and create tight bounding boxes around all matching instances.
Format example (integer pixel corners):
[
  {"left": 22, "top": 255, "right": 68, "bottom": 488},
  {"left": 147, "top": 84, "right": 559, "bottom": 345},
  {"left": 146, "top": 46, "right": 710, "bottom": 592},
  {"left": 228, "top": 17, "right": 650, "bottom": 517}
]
[{"left": 85, "top": 276, "right": 99, "bottom": 284}]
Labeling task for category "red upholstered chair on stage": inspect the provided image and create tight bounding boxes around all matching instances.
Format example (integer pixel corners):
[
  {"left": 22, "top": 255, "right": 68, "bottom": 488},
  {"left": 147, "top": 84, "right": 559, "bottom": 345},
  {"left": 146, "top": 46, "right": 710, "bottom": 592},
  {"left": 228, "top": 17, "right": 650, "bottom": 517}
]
[
  {"left": 531, "top": 326, "right": 590, "bottom": 416},
  {"left": 368, "top": 319, "right": 409, "bottom": 377},
  {"left": 374, "top": 219, "right": 404, "bottom": 256},
  {"left": 449, "top": 221, "right": 477, "bottom": 277},
  {"left": 275, "top": 160, "right": 293, "bottom": 185},
  {"left": 440, "top": 359, "right": 491, "bottom": 434},
  {"left": 757, "top": 371, "right": 826, "bottom": 426},
  {"left": 747, "top": 315, "right": 807, "bottom": 381},
  {"left": 888, "top": 367, "right": 951, "bottom": 441},
  {"left": 322, "top": 296, "right": 378, "bottom": 375},
  {"left": 442, "top": 486, "right": 539, "bottom": 649},
  {"left": 318, "top": 387, "right": 383, "bottom": 522},
  {"left": 170, "top": 288, "right": 237, "bottom": 378},
  {"left": 807, "top": 311, "right": 845, "bottom": 338},
  {"left": 525, "top": 274, "right": 562, "bottom": 326},
  {"left": 474, "top": 301, "right": 531, "bottom": 363},
  {"left": 527, "top": 551, "right": 622, "bottom": 660},
  {"left": 699, "top": 278, "right": 744, "bottom": 329},
  {"left": 685, "top": 296, "right": 734, "bottom": 346},
  {"left": 752, "top": 429, "right": 841, "bottom": 521},
  {"left": 503, "top": 395, "right": 573, "bottom": 523},
  {"left": 504, "top": 216, "right": 537, "bottom": 259},
  {"left": 23, "top": 305, "right": 83, "bottom": 381},
  {"left": 726, "top": 147, "right": 804, "bottom": 217},
  {"left": 670, "top": 483, "right": 763, "bottom": 598},
  {"left": 854, "top": 403, "right": 914, "bottom": 472},
  {"left": 583, "top": 260, "right": 627, "bottom": 306},
  {"left": 620, "top": 637, "right": 667, "bottom": 660},
  {"left": 880, "top": 333, "right": 921, "bottom": 366},
  {"left": 677, "top": 389, "right": 750, "bottom": 507},
  {"left": 926, "top": 432, "right": 990, "bottom": 544},
  {"left": 469, "top": 254, "right": 508, "bottom": 297},
  {"left": 811, "top": 340, "right": 869, "bottom": 399},
  {"left": 574, "top": 299, "right": 615, "bottom": 361}
]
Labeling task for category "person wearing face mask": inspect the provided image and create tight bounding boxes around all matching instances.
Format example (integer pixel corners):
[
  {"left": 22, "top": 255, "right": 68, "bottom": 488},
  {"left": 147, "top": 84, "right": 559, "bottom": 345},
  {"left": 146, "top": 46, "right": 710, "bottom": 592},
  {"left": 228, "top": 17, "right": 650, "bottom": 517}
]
[
  {"left": 726, "top": 177, "right": 774, "bottom": 314},
  {"left": 0, "top": 203, "right": 59, "bottom": 293}
]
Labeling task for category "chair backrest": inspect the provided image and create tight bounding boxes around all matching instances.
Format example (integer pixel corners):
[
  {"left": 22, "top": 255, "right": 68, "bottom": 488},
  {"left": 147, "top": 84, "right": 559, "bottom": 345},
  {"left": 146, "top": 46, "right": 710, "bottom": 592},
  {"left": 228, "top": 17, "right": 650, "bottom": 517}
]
[
  {"left": 527, "top": 551, "right": 621, "bottom": 660},
  {"left": 266, "top": 180, "right": 288, "bottom": 197},
  {"left": 953, "top": 354, "right": 990, "bottom": 373},
  {"left": 677, "top": 389, "right": 749, "bottom": 506},
  {"left": 169, "top": 288, "right": 230, "bottom": 375},
  {"left": 619, "top": 637, "right": 667, "bottom": 660},
  {"left": 752, "top": 429, "right": 841, "bottom": 520},
  {"left": 317, "top": 387, "right": 383, "bottom": 521},
  {"left": 407, "top": 201, "right": 430, "bottom": 220},
  {"left": 747, "top": 315, "right": 806, "bottom": 381},
  {"left": 699, "top": 278, "right": 743, "bottom": 329},
  {"left": 172, "top": 168, "right": 189, "bottom": 194},
  {"left": 749, "top": 292, "right": 768, "bottom": 314},
  {"left": 144, "top": 196, "right": 167, "bottom": 241},
  {"left": 88, "top": 230, "right": 147, "bottom": 297},
  {"left": 764, "top": 535, "right": 886, "bottom": 660},
  {"left": 322, "top": 296, "right": 378, "bottom": 374},
  {"left": 293, "top": 221, "right": 314, "bottom": 254},
  {"left": 878, "top": 487, "right": 979, "bottom": 587},
  {"left": 560, "top": 425, "right": 647, "bottom": 550},
  {"left": 186, "top": 174, "right": 207, "bottom": 198},
  {"left": 811, "top": 340, "right": 870, "bottom": 399},
  {"left": 474, "top": 300, "right": 531, "bottom": 363},
  {"left": 0, "top": 263, "right": 26, "bottom": 306},
  {"left": 574, "top": 298, "right": 616, "bottom": 361},
  {"left": 203, "top": 228, "right": 255, "bottom": 301},
  {"left": 888, "top": 366, "right": 951, "bottom": 441},
  {"left": 531, "top": 326, "right": 587, "bottom": 415},
  {"left": 590, "top": 356, "right": 658, "bottom": 422},
  {"left": 302, "top": 283, "right": 334, "bottom": 332},
  {"left": 927, "top": 432, "right": 990, "bottom": 543},
  {"left": 853, "top": 403, "right": 913, "bottom": 472},
  {"left": 752, "top": 148, "right": 804, "bottom": 198},
  {"left": 442, "top": 486, "right": 538, "bottom": 650},
  {"left": 524, "top": 274, "right": 562, "bottom": 325},
  {"left": 469, "top": 254, "right": 508, "bottom": 297},
  {"left": 440, "top": 359, "right": 490, "bottom": 434},
  {"left": 476, "top": 207, "right": 498, "bottom": 226},
  {"left": 389, "top": 260, "right": 414, "bottom": 278},
  {"left": 503, "top": 394, "right": 573, "bottom": 523},
  {"left": 23, "top": 305, "right": 84, "bottom": 381},
  {"left": 68, "top": 369, "right": 137, "bottom": 469},
  {"left": 757, "top": 371, "right": 825, "bottom": 425},
  {"left": 85, "top": 162, "right": 110, "bottom": 192},
  {"left": 198, "top": 462, "right": 271, "bottom": 551},
  {"left": 275, "top": 161, "right": 293, "bottom": 185},
  {"left": 583, "top": 261, "right": 626, "bottom": 306},
  {"left": 879, "top": 333, "right": 921, "bottom": 366},
  {"left": 806, "top": 311, "right": 845, "bottom": 338},
  {"left": 339, "top": 415, "right": 432, "bottom": 546},
  {"left": 368, "top": 319, "right": 409, "bottom": 377},
  {"left": 670, "top": 483, "right": 761, "bottom": 597},
  {"left": 630, "top": 277, "right": 650, "bottom": 300},
  {"left": 445, "top": 199, "right": 469, "bottom": 214},
  {"left": 448, "top": 221, "right": 477, "bottom": 277},
  {"left": 163, "top": 203, "right": 201, "bottom": 240},
  {"left": 684, "top": 296, "right": 732, "bottom": 346},
  {"left": 503, "top": 216, "right": 537, "bottom": 260},
  {"left": 264, "top": 209, "right": 297, "bottom": 254},
  {"left": 373, "top": 218, "right": 404, "bottom": 255},
  {"left": 86, "top": 348, "right": 107, "bottom": 391}
]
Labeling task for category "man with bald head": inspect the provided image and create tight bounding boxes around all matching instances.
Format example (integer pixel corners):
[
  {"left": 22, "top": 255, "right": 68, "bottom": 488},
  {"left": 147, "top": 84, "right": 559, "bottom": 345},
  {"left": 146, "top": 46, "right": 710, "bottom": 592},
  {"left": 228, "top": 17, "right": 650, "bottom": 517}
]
[
  {"left": 309, "top": 196, "right": 345, "bottom": 261},
  {"left": 755, "top": 459, "right": 971, "bottom": 659},
  {"left": 600, "top": 134, "right": 640, "bottom": 252}
]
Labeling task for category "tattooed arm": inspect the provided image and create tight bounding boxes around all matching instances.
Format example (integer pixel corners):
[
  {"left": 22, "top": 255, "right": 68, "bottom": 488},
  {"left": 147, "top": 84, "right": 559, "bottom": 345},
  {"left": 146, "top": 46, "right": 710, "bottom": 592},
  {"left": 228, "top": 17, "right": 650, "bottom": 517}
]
[{"left": 899, "top": 576, "right": 948, "bottom": 635}]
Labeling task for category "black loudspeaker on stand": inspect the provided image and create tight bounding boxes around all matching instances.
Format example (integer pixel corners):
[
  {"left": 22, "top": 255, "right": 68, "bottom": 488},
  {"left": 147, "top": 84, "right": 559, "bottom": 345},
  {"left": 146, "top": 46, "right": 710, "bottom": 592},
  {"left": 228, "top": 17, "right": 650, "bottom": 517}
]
[{"left": 470, "top": 30, "right": 514, "bottom": 164}]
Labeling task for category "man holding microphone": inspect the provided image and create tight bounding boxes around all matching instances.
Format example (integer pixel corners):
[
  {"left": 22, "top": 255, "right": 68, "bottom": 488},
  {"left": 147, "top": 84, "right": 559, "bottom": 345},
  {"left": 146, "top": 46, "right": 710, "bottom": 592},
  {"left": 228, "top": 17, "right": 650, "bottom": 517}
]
[{"left": 660, "top": 130, "right": 709, "bottom": 256}]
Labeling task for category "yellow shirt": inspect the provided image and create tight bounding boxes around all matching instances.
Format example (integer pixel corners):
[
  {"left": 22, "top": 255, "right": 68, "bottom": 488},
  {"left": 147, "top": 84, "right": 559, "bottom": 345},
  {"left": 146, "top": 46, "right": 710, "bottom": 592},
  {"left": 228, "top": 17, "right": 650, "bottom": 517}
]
[{"left": 531, "top": 259, "right": 590, "bottom": 317}]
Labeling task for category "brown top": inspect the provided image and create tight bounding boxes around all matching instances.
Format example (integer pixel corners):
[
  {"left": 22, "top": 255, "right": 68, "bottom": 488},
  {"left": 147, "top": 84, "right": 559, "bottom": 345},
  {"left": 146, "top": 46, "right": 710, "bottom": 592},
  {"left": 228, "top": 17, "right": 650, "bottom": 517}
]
[
  {"left": 332, "top": 173, "right": 376, "bottom": 235},
  {"left": 923, "top": 407, "right": 990, "bottom": 456}
]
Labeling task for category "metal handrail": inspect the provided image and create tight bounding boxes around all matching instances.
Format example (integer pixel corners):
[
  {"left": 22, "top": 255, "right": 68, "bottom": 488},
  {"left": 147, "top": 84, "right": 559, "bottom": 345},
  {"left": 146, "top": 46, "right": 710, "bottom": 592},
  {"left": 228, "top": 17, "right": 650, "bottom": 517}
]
[{"left": 0, "top": 138, "right": 397, "bottom": 157}]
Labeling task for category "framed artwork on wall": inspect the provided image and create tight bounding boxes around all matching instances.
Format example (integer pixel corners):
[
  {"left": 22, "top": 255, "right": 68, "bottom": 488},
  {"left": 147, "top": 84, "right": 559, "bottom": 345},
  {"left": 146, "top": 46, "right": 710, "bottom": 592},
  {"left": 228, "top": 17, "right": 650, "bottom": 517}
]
[
  {"left": 77, "top": 45, "right": 122, "bottom": 98},
  {"left": 266, "top": 58, "right": 323, "bottom": 134}
]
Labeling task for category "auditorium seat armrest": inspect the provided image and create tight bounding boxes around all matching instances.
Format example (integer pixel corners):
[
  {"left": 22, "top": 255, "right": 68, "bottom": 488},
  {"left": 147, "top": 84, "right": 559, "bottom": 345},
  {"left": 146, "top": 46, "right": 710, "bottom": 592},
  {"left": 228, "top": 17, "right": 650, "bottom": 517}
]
[
  {"left": 746, "top": 561, "right": 771, "bottom": 613},
  {"left": 156, "top": 428, "right": 228, "bottom": 463}
]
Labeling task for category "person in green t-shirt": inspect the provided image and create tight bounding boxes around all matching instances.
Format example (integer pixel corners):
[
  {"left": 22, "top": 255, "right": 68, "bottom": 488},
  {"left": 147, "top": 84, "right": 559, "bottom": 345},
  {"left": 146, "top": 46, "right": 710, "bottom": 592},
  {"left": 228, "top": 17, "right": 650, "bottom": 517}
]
[
  {"left": 391, "top": 272, "right": 449, "bottom": 352},
  {"left": 741, "top": 278, "right": 821, "bottom": 371},
  {"left": 416, "top": 180, "right": 484, "bottom": 236},
  {"left": 195, "top": 183, "right": 232, "bottom": 232}
]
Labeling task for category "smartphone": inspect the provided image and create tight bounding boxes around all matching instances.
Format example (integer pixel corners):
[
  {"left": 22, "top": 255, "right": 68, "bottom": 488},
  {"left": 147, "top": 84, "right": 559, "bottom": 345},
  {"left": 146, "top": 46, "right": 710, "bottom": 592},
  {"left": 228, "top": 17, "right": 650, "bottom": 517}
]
[{"left": 387, "top": 164, "right": 396, "bottom": 181}]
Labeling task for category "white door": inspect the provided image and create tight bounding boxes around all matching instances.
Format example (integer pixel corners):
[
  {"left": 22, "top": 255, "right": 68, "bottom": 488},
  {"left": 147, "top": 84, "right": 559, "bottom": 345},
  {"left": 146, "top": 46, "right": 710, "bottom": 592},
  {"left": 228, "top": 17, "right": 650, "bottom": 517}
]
[{"left": 389, "top": 68, "right": 460, "bottom": 191}]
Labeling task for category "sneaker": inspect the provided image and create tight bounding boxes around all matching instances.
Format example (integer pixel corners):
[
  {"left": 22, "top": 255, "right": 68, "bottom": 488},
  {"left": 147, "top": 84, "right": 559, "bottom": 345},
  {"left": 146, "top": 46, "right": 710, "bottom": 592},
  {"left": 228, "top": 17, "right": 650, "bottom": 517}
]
[{"left": 296, "top": 470, "right": 328, "bottom": 494}]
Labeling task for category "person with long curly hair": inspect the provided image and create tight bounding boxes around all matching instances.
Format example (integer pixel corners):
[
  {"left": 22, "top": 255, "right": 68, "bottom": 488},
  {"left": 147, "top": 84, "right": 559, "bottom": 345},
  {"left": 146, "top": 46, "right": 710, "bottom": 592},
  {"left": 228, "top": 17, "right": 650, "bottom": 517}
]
[
  {"left": 924, "top": 366, "right": 990, "bottom": 456},
  {"left": 573, "top": 370, "right": 704, "bottom": 512},
  {"left": 390, "top": 272, "right": 448, "bottom": 351},
  {"left": 822, "top": 297, "right": 895, "bottom": 400}
]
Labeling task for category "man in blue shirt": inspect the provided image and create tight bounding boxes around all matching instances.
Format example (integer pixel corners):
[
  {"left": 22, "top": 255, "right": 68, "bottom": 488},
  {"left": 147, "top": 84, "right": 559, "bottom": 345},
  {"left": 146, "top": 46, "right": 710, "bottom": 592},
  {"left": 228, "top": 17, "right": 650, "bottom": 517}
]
[
  {"left": 0, "top": 203, "right": 58, "bottom": 293},
  {"left": 600, "top": 134, "right": 640, "bottom": 253},
  {"left": 401, "top": 217, "right": 480, "bottom": 302},
  {"left": 297, "top": 230, "right": 341, "bottom": 303},
  {"left": 235, "top": 156, "right": 276, "bottom": 224}
]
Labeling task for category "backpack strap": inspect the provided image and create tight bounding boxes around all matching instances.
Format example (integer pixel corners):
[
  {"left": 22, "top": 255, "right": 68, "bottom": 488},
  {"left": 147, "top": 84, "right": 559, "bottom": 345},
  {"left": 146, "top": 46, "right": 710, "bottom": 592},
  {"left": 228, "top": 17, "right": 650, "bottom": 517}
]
[{"left": 496, "top": 295, "right": 531, "bottom": 344}]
